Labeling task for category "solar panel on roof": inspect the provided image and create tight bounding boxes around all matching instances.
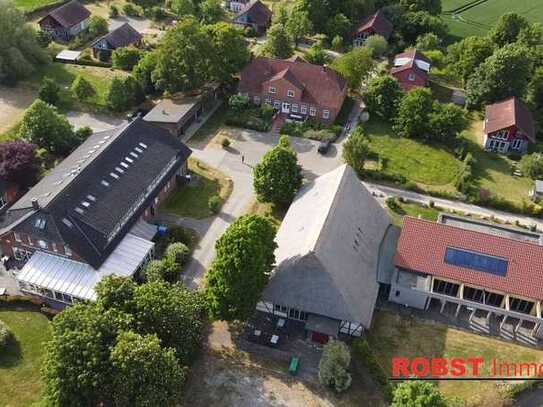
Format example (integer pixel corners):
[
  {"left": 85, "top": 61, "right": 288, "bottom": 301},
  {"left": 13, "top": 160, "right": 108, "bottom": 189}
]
[{"left": 444, "top": 247, "right": 508, "bottom": 277}]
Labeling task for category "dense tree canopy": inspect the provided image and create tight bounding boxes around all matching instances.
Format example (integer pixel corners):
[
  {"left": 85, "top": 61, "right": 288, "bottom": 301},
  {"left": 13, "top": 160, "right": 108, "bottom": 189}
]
[
  {"left": 399, "top": 0, "right": 441, "bottom": 15},
  {"left": 319, "top": 340, "right": 352, "bottom": 393},
  {"left": 465, "top": 43, "right": 533, "bottom": 108},
  {"left": 0, "top": 0, "right": 49, "bottom": 85},
  {"left": 285, "top": 7, "right": 312, "bottom": 45},
  {"left": 397, "top": 11, "right": 447, "bottom": 45},
  {"left": 253, "top": 136, "right": 303, "bottom": 206},
  {"left": 71, "top": 75, "right": 96, "bottom": 101},
  {"left": 0, "top": 140, "right": 39, "bottom": 187},
  {"left": 489, "top": 13, "right": 535, "bottom": 47},
  {"left": 391, "top": 381, "right": 447, "bottom": 407},
  {"left": 364, "top": 74, "right": 402, "bottom": 119},
  {"left": 331, "top": 46, "right": 374, "bottom": 90},
  {"left": 520, "top": 153, "right": 543, "bottom": 180},
  {"left": 342, "top": 126, "right": 369, "bottom": 175},
  {"left": 112, "top": 47, "right": 143, "bottom": 71},
  {"left": 18, "top": 100, "right": 79, "bottom": 156},
  {"left": 205, "top": 215, "right": 277, "bottom": 321},
  {"left": 446, "top": 36, "right": 494, "bottom": 85},
  {"left": 393, "top": 88, "right": 434, "bottom": 138},
  {"left": 428, "top": 103, "right": 468, "bottom": 142},
  {"left": 262, "top": 23, "right": 294, "bottom": 59},
  {"left": 38, "top": 77, "right": 60, "bottom": 106}
]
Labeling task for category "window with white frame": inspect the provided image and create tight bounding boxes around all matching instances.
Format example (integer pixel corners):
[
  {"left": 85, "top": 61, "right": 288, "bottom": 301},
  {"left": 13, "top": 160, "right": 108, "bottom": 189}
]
[
  {"left": 254, "top": 95, "right": 261, "bottom": 104},
  {"left": 301, "top": 105, "right": 307, "bottom": 114},
  {"left": 38, "top": 240, "right": 48, "bottom": 249},
  {"left": 273, "top": 100, "right": 281, "bottom": 109},
  {"left": 287, "top": 90, "right": 295, "bottom": 98},
  {"left": 269, "top": 86, "right": 276, "bottom": 94},
  {"left": 14, "top": 232, "right": 21, "bottom": 242},
  {"left": 512, "top": 138, "right": 522, "bottom": 149},
  {"left": 494, "top": 129, "right": 508, "bottom": 140},
  {"left": 309, "top": 106, "right": 316, "bottom": 116},
  {"left": 291, "top": 104, "right": 299, "bottom": 113},
  {"left": 408, "top": 73, "right": 416, "bottom": 81},
  {"left": 265, "top": 96, "right": 272, "bottom": 104},
  {"left": 322, "top": 110, "right": 330, "bottom": 119}
]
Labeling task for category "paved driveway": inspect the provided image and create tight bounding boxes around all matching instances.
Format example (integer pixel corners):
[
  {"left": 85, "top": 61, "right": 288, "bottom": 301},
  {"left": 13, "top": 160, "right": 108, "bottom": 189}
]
[
  {"left": 66, "top": 111, "right": 126, "bottom": 132},
  {"left": 0, "top": 85, "right": 37, "bottom": 134}
]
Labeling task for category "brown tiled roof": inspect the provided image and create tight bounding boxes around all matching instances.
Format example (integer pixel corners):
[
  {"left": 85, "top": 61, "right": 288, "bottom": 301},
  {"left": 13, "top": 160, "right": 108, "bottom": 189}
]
[
  {"left": 234, "top": 0, "right": 272, "bottom": 27},
  {"left": 354, "top": 9, "right": 393, "bottom": 40},
  {"left": 395, "top": 217, "right": 543, "bottom": 301},
  {"left": 239, "top": 57, "right": 347, "bottom": 110},
  {"left": 40, "top": 0, "right": 90, "bottom": 28},
  {"left": 484, "top": 97, "right": 536, "bottom": 143}
]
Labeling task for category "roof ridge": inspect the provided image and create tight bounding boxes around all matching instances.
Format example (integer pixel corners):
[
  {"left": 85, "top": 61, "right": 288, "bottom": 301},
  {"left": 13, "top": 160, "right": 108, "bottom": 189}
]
[{"left": 405, "top": 216, "right": 543, "bottom": 249}]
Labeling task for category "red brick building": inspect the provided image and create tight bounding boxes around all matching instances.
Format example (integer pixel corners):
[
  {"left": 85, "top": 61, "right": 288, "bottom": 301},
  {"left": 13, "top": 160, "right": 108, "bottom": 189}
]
[
  {"left": 352, "top": 9, "right": 393, "bottom": 47},
  {"left": 390, "top": 49, "right": 431, "bottom": 91},
  {"left": 238, "top": 57, "right": 348, "bottom": 123},
  {"left": 483, "top": 97, "right": 535, "bottom": 155}
]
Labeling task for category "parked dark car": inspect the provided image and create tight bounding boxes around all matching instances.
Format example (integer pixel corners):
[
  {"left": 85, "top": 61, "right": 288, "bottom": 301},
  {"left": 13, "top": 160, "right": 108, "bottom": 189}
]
[{"left": 318, "top": 140, "right": 331, "bottom": 155}]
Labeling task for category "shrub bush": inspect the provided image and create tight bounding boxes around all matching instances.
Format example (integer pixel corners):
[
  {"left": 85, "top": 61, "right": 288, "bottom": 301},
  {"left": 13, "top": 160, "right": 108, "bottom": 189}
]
[
  {"left": 385, "top": 197, "right": 400, "bottom": 212},
  {"left": 208, "top": 195, "right": 221, "bottom": 213},
  {"left": 221, "top": 137, "right": 230, "bottom": 148},
  {"left": 123, "top": 3, "right": 142, "bottom": 16},
  {"left": 165, "top": 242, "right": 189, "bottom": 266},
  {"left": 319, "top": 341, "right": 352, "bottom": 393},
  {"left": 109, "top": 4, "right": 119, "bottom": 18},
  {"left": 154, "top": 226, "right": 195, "bottom": 257},
  {"left": 353, "top": 339, "right": 393, "bottom": 398},
  {"left": 0, "top": 320, "right": 11, "bottom": 347}
]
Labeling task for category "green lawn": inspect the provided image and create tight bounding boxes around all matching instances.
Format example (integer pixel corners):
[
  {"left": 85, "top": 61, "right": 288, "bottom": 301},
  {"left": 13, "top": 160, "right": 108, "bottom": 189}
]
[
  {"left": 0, "top": 308, "right": 51, "bottom": 407},
  {"left": 14, "top": 0, "right": 60, "bottom": 11},
  {"left": 462, "top": 120, "right": 533, "bottom": 206},
  {"left": 387, "top": 200, "right": 440, "bottom": 226},
  {"left": 365, "top": 120, "right": 461, "bottom": 190},
  {"left": 442, "top": 0, "right": 543, "bottom": 40},
  {"left": 190, "top": 104, "right": 228, "bottom": 145},
  {"left": 161, "top": 158, "right": 233, "bottom": 219},
  {"left": 368, "top": 310, "right": 543, "bottom": 405}
]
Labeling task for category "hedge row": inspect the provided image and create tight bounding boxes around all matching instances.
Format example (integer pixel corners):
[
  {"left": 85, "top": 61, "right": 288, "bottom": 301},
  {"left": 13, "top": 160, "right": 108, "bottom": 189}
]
[{"left": 352, "top": 339, "right": 394, "bottom": 399}]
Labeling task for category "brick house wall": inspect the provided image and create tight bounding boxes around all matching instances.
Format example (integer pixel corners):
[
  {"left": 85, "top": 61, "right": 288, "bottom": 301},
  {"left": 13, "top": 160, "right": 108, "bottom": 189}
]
[{"left": 483, "top": 125, "right": 530, "bottom": 154}]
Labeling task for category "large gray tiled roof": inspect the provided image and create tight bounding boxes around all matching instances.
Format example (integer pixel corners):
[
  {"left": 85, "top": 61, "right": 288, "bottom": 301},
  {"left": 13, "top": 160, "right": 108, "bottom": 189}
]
[
  {"left": 262, "top": 165, "right": 392, "bottom": 328},
  {"left": 0, "top": 119, "right": 191, "bottom": 268}
]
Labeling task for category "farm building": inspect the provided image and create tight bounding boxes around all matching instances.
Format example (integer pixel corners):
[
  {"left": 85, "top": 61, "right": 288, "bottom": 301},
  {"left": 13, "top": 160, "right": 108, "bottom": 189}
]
[
  {"left": 38, "top": 0, "right": 91, "bottom": 42},
  {"left": 483, "top": 97, "right": 535, "bottom": 155},
  {"left": 352, "top": 9, "right": 393, "bottom": 47},
  {"left": 232, "top": 0, "right": 272, "bottom": 35},
  {"left": 390, "top": 49, "right": 431, "bottom": 91},
  {"left": 390, "top": 214, "right": 543, "bottom": 343},
  {"left": 257, "top": 165, "right": 399, "bottom": 343}
]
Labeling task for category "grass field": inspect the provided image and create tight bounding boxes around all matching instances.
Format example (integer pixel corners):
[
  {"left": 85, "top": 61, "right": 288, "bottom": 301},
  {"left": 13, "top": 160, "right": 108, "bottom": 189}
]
[
  {"left": 14, "top": 0, "right": 60, "bottom": 11},
  {"left": 368, "top": 310, "right": 543, "bottom": 405},
  {"left": 387, "top": 200, "right": 441, "bottom": 226},
  {"left": 365, "top": 120, "right": 461, "bottom": 190},
  {"left": 161, "top": 158, "right": 233, "bottom": 219},
  {"left": 442, "top": 0, "right": 543, "bottom": 39},
  {"left": 0, "top": 309, "right": 51, "bottom": 407}
]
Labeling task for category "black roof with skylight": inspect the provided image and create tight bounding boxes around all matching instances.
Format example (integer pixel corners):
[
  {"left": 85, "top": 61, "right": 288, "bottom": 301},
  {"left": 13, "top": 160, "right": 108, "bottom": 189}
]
[{"left": 0, "top": 119, "right": 191, "bottom": 268}]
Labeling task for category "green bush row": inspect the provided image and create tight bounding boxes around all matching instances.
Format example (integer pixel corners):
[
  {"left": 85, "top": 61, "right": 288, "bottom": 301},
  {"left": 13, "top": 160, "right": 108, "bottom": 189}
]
[{"left": 352, "top": 339, "right": 393, "bottom": 399}]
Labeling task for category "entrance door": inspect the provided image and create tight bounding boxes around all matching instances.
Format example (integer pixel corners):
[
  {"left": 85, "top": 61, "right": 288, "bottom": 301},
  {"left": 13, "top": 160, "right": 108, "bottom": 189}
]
[{"left": 281, "top": 102, "right": 291, "bottom": 113}]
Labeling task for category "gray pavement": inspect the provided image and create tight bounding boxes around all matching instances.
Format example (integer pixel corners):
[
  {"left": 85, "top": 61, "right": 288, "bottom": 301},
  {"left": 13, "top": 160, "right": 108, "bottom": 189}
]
[{"left": 66, "top": 111, "right": 126, "bottom": 132}]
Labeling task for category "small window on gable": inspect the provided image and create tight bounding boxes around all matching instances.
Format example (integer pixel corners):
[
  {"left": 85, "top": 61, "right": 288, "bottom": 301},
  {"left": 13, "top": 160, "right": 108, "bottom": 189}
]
[
  {"left": 269, "top": 86, "right": 276, "bottom": 94},
  {"left": 408, "top": 73, "right": 416, "bottom": 81},
  {"left": 323, "top": 110, "right": 330, "bottom": 119},
  {"left": 287, "top": 90, "right": 294, "bottom": 98}
]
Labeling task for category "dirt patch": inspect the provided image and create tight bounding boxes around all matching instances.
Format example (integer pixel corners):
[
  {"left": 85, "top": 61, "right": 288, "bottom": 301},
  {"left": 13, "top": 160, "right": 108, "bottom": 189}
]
[{"left": 0, "top": 85, "right": 37, "bottom": 135}]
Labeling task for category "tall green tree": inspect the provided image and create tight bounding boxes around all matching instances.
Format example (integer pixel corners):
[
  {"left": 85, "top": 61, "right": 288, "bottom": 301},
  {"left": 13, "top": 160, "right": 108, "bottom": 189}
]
[
  {"left": 205, "top": 215, "right": 277, "bottom": 320},
  {"left": 342, "top": 126, "right": 369, "bottom": 175},
  {"left": 324, "top": 13, "right": 351, "bottom": 41},
  {"left": 428, "top": 103, "right": 468, "bottom": 142},
  {"left": 364, "top": 74, "right": 402, "bottom": 119},
  {"left": 38, "top": 77, "right": 60, "bottom": 106},
  {"left": 446, "top": 36, "right": 494, "bottom": 85},
  {"left": 111, "top": 331, "right": 185, "bottom": 407},
  {"left": 399, "top": 0, "right": 441, "bottom": 15},
  {"left": 133, "top": 51, "right": 158, "bottom": 94},
  {"left": 489, "top": 12, "right": 531, "bottom": 47},
  {"left": 170, "top": 0, "right": 196, "bottom": 17},
  {"left": 466, "top": 43, "right": 533, "bottom": 108},
  {"left": 527, "top": 66, "right": 543, "bottom": 113},
  {"left": 253, "top": 136, "right": 303, "bottom": 206},
  {"left": 18, "top": 100, "right": 78, "bottom": 155},
  {"left": 331, "top": 46, "right": 374, "bottom": 90},
  {"left": 262, "top": 23, "right": 294, "bottom": 59},
  {"left": 0, "top": 0, "right": 49, "bottom": 85},
  {"left": 152, "top": 17, "right": 213, "bottom": 92},
  {"left": 200, "top": 0, "right": 224, "bottom": 23},
  {"left": 71, "top": 75, "right": 96, "bottom": 101},
  {"left": 393, "top": 88, "right": 434, "bottom": 138},
  {"left": 205, "top": 22, "right": 250, "bottom": 83},
  {"left": 318, "top": 341, "right": 352, "bottom": 393},
  {"left": 285, "top": 8, "right": 312, "bottom": 46},
  {"left": 397, "top": 11, "right": 447, "bottom": 45},
  {"left": 391, "top": 381, "right": 447, "bottom": 407}
]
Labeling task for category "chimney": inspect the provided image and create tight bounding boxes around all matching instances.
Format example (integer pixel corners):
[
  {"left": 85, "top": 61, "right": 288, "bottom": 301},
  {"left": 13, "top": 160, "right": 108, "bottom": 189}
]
[{"left": 31, "top": 198, "right": 40, "bottom": 210}]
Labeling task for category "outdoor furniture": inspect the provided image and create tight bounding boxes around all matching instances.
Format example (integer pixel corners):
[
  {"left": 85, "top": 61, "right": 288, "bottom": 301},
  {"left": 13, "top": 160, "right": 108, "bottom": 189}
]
[
  {"left": 270, "top": 334, "right": 279, "bottom": 346},
  {"left": 288, "top": 356, "right": 299, "bottom": 376}
]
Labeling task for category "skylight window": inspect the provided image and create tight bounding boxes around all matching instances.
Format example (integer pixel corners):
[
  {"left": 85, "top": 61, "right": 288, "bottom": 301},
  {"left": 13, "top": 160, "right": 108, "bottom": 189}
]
[
  {"left": 101, "top": 180, "right": 110, "bottom": 187},
  {"left": 134, "top": 147, "right": 143, "bottom": 154},
  {"left": 110, "top": 172, "right": 119, "bottom": 179},
  {"left": 75, "top": 207, "right": 84, "bottom": 214},
  {"left": 139, "top": 142, "right": 148, "bottom": 149},
  {"left": 115, "top": 167, "right": 124, "bottom": 174},
  {"left": 81, "top": 201, "right": 90, "bottom": 208},
  {"left": 62, "top": 218, "right": 74, "bottom": 228},
  {"left": 444, "top": 247, "right": 508, "bottom": 277},
  {"left": 87, "top": 194, "right": 96, "bottom": 202},
  {"left": 130, "top": 152, "right": 139, "bottom": 159},
  {"left": 121, "top": 162, "right": 129, "bottom": 169},
  {"left": 125, "top": 157, "right": 134, "bottom": 163}
]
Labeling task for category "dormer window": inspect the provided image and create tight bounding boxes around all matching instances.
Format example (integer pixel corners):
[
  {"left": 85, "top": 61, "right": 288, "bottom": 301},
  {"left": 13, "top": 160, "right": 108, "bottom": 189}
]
[
  {"left": 269, "top": 86, "right": 276, "bottom": 94},
  {"left": 287, "top": 90, "right": 295, "bottom": 98}
]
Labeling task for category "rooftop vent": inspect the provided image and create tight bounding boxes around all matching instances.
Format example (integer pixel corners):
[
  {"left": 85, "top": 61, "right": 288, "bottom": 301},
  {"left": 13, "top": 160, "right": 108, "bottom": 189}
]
[
  {"left": 31, "top": 198, "right": 40, "bottom": 210},
  {"left": 81, "top": 201, "right": 90, "bottom": 208},
  {"left": 62, "top": 218, "right": 74, "bottom": 228}
]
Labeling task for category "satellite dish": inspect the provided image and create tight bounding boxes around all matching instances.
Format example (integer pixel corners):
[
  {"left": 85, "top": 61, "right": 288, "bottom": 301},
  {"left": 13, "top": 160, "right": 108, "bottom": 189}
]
[{"left": 360, "top": 111, "right": 370, "bottom": 122}]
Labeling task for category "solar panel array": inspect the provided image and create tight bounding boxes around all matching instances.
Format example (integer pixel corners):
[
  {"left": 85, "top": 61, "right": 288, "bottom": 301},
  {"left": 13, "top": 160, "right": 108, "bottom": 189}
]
[{"left": 444, "top": 247, "right": 508, "bottom": 277}]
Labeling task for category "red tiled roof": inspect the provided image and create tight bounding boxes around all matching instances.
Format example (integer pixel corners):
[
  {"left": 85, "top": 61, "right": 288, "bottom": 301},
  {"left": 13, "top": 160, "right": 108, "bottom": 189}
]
[
  {"left": 234, "top": 0, "right": 272, "bottom": 27},
  {"left": 354, "top": 9, "right": 393, "bottom": 39},
  {"left": 484, "top": 97, "right": 536, "bottom": 143},
  {"left": 394, "top": 217, "right": 543, "bottom": 301},
  {"left": 390, "top": 48, "right": 431, "bottom": 79},
  {"left": 239, "top": 57, "right": 347, "bottom": 110}
]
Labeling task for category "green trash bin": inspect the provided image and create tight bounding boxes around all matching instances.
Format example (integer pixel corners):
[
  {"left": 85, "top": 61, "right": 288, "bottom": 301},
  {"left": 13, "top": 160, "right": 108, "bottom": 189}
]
[{"left": 289, "top": 356, "right": 299, "bottom": 376}]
